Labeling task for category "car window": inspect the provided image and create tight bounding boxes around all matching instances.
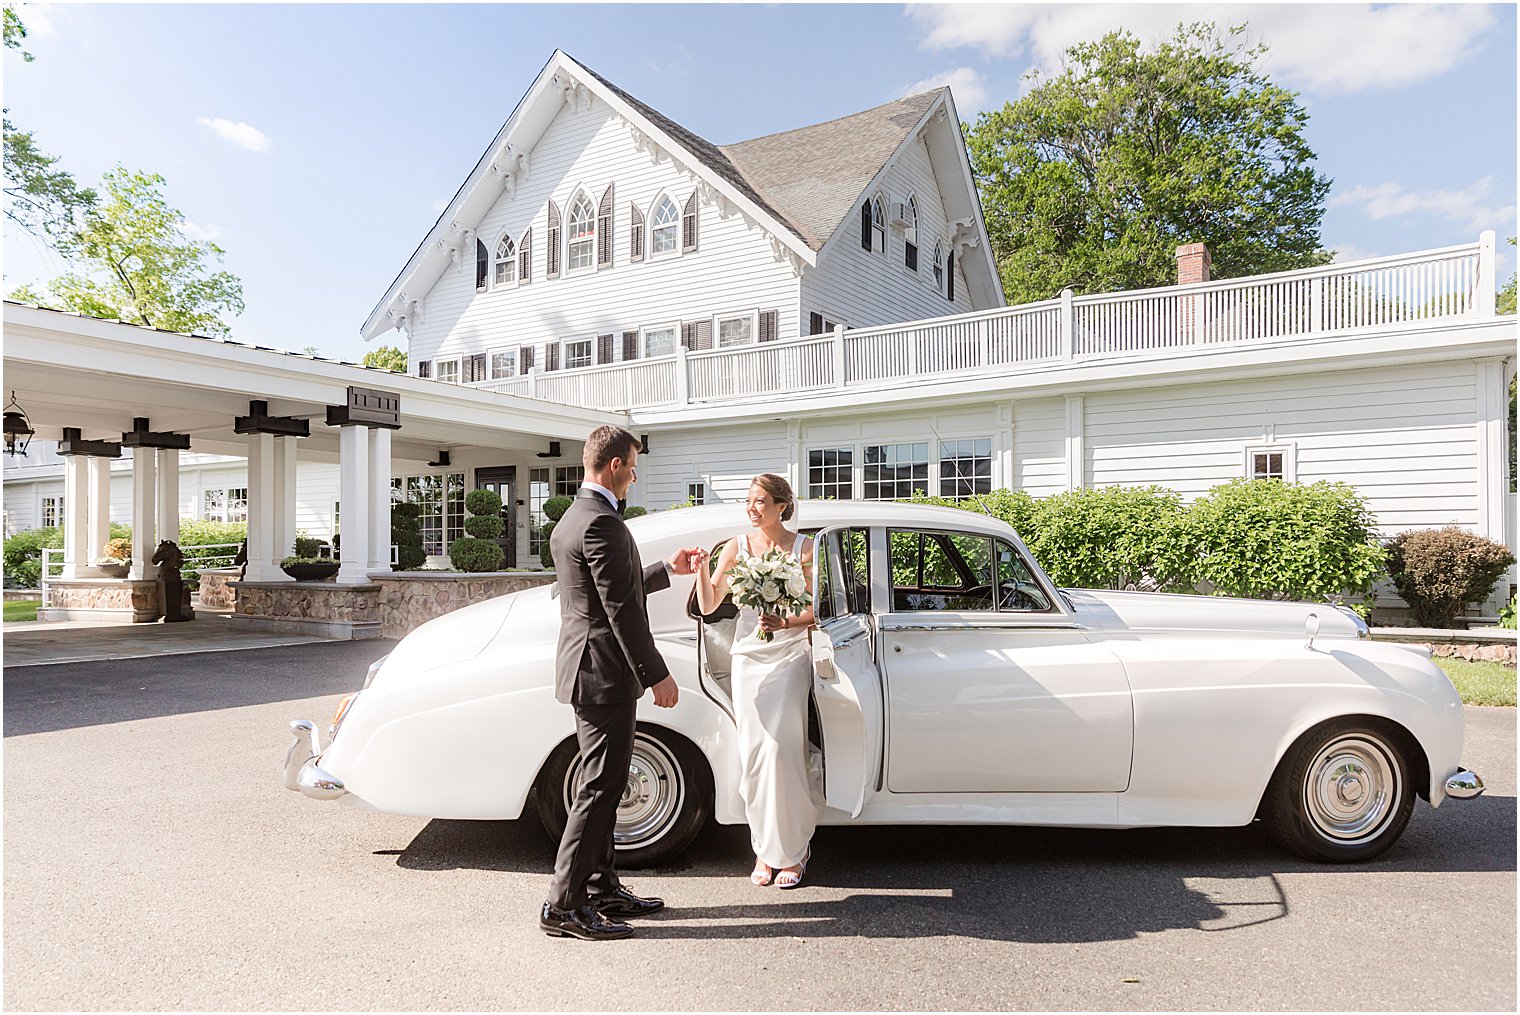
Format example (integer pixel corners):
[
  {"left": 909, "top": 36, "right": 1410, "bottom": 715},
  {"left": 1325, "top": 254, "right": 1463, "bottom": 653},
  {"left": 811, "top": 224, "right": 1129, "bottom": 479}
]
[
  {"left": 816, "top": 527, "right": 869, "bottom": 619},
  {"left": 995, "top": 539, "right": 1053, "bottom": 613},
  {"left": 889, "top": 529, "right": 995, "bottom": 612}
]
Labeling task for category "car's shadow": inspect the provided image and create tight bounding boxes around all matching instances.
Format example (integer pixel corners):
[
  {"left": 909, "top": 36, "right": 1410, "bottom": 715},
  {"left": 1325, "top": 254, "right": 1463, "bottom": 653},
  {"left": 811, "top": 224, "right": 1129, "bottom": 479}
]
[{"left": 387, "top": 793, "right": 1514, "bottom": 943}]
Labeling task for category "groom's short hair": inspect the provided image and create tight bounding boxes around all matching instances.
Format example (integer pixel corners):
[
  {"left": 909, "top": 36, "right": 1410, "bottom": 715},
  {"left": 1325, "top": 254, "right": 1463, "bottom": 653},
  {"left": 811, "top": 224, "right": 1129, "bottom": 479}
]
[{"left": 584, "top": 425, "right": 640, "bottom": 472}]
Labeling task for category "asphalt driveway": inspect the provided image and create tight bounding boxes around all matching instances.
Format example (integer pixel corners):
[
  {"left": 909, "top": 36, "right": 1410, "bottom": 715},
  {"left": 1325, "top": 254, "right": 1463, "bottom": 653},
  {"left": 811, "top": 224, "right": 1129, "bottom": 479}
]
[{"left": 3, "top": 641, "right": 1514, "bottom": 1011}]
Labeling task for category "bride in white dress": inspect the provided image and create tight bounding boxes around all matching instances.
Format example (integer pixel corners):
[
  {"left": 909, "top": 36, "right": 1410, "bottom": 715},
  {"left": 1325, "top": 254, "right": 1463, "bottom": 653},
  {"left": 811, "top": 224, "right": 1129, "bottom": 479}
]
[{"left": 694, "top": 474, "right": 819, "bottom": 888}]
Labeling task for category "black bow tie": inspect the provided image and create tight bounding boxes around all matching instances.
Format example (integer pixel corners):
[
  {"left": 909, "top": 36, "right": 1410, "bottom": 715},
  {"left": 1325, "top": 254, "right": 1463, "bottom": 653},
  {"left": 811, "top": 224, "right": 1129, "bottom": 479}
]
[{"left": 617, "top": 499, "right": 628, "bottom": 515}]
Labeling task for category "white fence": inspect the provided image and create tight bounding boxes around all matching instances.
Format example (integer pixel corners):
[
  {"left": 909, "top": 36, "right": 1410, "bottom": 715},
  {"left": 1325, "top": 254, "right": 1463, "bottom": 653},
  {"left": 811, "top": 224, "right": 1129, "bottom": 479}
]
[{"left": 476, "top": 234, "right": 1498, "bottom": 412}]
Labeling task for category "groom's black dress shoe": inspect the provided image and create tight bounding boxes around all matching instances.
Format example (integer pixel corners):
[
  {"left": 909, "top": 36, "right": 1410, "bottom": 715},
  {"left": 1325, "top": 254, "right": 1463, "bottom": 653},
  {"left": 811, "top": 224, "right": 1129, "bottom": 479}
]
[
  {"left": 588, "top": 885, "right": 665, "bottom": 918},
  {"left": 540, "top": 901, "right": 633, "bottom": 940}
]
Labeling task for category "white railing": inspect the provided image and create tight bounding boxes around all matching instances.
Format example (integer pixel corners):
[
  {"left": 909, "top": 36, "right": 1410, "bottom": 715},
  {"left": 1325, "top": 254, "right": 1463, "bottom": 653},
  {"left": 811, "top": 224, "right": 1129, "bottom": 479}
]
[{"left": 465, "top": 233, "right": 1497, "bottom": 412}]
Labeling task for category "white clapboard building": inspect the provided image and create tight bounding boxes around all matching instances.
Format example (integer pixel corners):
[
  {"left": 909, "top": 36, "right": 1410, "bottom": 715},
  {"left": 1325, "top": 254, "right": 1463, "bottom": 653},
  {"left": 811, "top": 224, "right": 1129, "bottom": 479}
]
[{"left": 4, "top": 51, "right": 1515, "bottom": 612}]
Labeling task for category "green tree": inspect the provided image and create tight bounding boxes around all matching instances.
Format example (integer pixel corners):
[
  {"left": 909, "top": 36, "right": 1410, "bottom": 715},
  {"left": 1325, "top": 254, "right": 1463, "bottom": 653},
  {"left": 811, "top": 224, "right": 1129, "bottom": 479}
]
[
  {"left": 362, "top": 345, "right": 407, "bottom": 372},
  {"left": 1497, "top": 237, "right": 1516, "bottom": 315},
  {"left": 4, "top": 4, "right": 32, "bottom": 59},
  {"left": 965, "top": 22, "right": 1332, "bottom": 304},
  {"left": 9, "top": 167, "right": 244, "bottom": 335}
]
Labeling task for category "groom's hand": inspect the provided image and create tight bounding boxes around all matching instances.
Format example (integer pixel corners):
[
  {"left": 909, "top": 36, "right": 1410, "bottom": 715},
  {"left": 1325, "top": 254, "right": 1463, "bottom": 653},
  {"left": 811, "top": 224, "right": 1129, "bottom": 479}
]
[
  {"left": 650, "top": 675, "right": 679, "bottom": 708},
  {"left": 666, "top": 546, "right": 706, "bottom": 575}
]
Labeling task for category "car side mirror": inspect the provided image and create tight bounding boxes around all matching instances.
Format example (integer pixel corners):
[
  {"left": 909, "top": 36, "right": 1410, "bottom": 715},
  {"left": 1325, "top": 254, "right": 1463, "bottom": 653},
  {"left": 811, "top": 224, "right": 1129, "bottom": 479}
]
[{"left": 1305, "top": 612, "right": 1320, "bottom": 651}]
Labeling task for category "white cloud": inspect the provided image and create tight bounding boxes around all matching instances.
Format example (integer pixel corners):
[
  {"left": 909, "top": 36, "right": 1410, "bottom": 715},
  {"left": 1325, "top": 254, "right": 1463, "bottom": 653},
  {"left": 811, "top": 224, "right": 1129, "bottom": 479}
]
[
  {"left": 1329, "top": 176, "right": 1517, "bottom": 234},
  {"left": 1328, "top": 242, "right": 1382, "bottom": 265},
  {"left": 903, "top": 67, "right": 989, "bottom": 115},
  {"left": 197, "top": 117, "right": 271, "bottom": 153},
  {"left": 906, "top": 4, "right": 1496, "bottom": 95},
  {"left": 182, "top": 220, "right": 221, "bottom": 243}
]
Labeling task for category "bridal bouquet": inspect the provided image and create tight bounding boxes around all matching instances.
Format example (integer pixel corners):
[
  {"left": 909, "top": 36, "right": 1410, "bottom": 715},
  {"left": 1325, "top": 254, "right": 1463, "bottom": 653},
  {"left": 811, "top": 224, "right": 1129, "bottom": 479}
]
[{"left": 726, "top": 547, "right": 813, "bottom": 641}]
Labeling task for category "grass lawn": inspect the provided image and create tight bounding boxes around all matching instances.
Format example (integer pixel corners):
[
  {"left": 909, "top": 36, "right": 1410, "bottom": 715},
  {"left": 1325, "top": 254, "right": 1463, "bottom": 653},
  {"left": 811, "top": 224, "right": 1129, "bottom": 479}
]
[
  {"left": 1436, "top": 657, "right": 1517, "bottom": 707},
  {"left": 3, "top": 599, "right": 39, "bottom": 623}
]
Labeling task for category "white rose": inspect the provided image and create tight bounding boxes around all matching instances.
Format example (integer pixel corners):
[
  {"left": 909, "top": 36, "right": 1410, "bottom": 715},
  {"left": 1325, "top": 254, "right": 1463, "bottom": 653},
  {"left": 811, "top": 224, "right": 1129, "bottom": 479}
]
[
  {"left": 761, "top": 580, "right": 782, "bottom": 603},
  {"left": 785, "top": 573, "right": 806, "bottom": 597}
]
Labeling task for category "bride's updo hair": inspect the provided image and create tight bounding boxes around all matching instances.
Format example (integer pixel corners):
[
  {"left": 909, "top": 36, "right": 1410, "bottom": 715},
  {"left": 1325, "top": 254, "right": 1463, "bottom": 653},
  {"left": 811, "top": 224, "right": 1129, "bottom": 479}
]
[{"left": 751, "top": 473, "right": 796, "bottom": 522}]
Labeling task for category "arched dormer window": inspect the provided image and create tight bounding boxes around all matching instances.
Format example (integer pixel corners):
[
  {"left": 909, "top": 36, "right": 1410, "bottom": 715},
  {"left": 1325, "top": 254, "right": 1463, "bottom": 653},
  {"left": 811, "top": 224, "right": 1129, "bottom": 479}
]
[
  {"left": 870, "top": 195, "right": 886, "bottom": 255},
  {"left": 932, "top": 241, "right": 944, "bottom": 292},
  {"left": 650, "top": 194, "right": 680, "bottom": 256},
  {"left": 494, "top": 235, "right": 516, "bottom": 286},
  {"left": 904, "top": 195, "right": 919, "bottom": 272},
  {"left": 566, "top": 191, "right": 596, "bottom": 271}
]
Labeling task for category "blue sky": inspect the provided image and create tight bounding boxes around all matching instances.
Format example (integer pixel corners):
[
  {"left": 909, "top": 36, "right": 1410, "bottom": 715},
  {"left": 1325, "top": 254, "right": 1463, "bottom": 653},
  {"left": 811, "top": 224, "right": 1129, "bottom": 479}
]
[{"left": 4, "top": 2, "right": 1515, "bottom": 362}]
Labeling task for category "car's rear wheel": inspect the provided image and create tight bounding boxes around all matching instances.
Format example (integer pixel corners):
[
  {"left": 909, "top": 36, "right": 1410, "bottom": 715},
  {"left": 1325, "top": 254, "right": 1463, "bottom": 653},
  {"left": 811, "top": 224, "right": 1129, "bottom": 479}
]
[
  {"left": 534, "top": 724, "right": 713, "bottom": 869},
  {"left": 1263, "top": 719, "right": 1415, "bottom": 863}
]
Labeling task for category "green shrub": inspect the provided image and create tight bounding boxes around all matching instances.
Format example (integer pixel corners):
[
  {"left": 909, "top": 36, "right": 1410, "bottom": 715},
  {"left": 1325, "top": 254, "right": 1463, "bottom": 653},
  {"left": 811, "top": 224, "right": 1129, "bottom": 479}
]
[
  {"left": 464, "top": 514, "right": 504, "bottom": 540},
  {"left": 539, "top": 521, "right": 557, "bottom": 569},
  {"left": 667, "top": 496, "right": 697, "bottom": 510},
  {"left": 1385, "top": 527, "right": 1516, "bottom": 628},
  {"left": 448, "top": 538, "right": 504, "bottom": 572},
  {"left": 1028, "top": 486, "right": 1192, "bottom": 591},
  {"left": 175, "top": 521, "right": 247, "bottom": 575},
  {"left": 293, "top": 535, "right": 323, "bottom": 558},
  {"left": 544, "top": 496, "right": 574, "bottom": 522},
  {"left": 3, "top": 527, "right": 62, "bottom": 588},
  {"left": 392, "top": 501, "right": 425, "bottom": 570},
  {"left": 903, "top": 489, "right": 1040, "bottom": 543},
  {"left": 1498, "top": 596, "right": 1516, "bottom": 630},
  {"left": 622, "top": 505, "right": 647, "bottom": 519},
  {"left": 465, "top": 488, "right": 503, "bottom": 517},
  {"left": 1183, "top": 479, "right": 1385, "bottom": 602}
]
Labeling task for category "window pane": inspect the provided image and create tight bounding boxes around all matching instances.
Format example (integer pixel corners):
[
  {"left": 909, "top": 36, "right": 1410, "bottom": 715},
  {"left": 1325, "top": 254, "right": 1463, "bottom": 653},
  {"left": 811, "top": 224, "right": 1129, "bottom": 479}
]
[
  {"left": 437, "top": 360, "right": 459, "bottom": 384},
  {"left": 996, "top": 539, "right": 1052, "bottom": 612},
  {"left": 445, "top": 473, "right": 466, "bottom": 549},
  {"left": 889, "top": 529, "right": 995, "bottom": 612},
  {"left": 555, "top": 465, "right": 584, "bottom": 498},
  {"left": 939, "top": 437, "right": 993, "bottom": 499},
  {"left": 490, "top": 350, "right": 516, "bottom": 379},
  {"left": 864, "top": 442, "right": 928, "bottom": 500},
  {"left": 227, "top": 488, "right": 248, "bottom": 523},
  {"left": 568, "top": 194, "right": 595, "bottom": 269},
  {"left": 717, "top": 317, "right": 753, "bottom": 347},
  {"left": 566, "top": 340, "right": 592, "bottom": 369},
  {"left": 807, "top": 447, "right": 853, "bottom": 500},
  {"left": 644, "top": 328, "right": 676, "bottom": 357},
  {"left": 529, "top": 467, "right": 551, "bottom": 556},
  {"left": 652, "top": 197, "right": 679, "bottom": 253}
]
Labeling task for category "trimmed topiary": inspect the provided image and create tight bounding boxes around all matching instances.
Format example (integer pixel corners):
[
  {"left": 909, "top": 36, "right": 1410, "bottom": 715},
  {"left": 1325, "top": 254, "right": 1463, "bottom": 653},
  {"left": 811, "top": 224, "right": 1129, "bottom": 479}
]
[
  {"left": 449, "top": 486, "right": 506, "bottom": 572},
  {"left": 544, "top": 496, "right": 574, "bottom": 522},
  {"left": 1385, "top": 527, "right": 1516, "bottom": 628},
  {"left": 622, "top": 505, "right": 647, "bottom": 519},
  {"left": 449, "top": 538, "right": 505, "bottom": 573},
  {"left": 465, "top": 514, "right": 504, "bottom": 539},
  {"left": 392, "top": 501, "right": 425, "bottom": 570},
  {"left": 539, "top": 521, "right": 557, "bottom": 569},
  {"left": 465, "top": 488, "right": 503, "bottom": 518}
]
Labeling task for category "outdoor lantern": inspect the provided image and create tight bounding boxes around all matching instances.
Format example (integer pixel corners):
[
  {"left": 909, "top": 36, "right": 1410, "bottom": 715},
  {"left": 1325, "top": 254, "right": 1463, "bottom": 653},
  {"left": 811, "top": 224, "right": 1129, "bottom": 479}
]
[{"left": 2, "top": 391, "right": 34, "bottom": 458}]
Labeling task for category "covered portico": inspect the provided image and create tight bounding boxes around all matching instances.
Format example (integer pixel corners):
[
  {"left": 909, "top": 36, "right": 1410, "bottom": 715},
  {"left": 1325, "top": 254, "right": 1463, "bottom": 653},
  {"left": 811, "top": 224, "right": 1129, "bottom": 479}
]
[{"left": 3, "top": 302, "right": 618, "bottom": 625}]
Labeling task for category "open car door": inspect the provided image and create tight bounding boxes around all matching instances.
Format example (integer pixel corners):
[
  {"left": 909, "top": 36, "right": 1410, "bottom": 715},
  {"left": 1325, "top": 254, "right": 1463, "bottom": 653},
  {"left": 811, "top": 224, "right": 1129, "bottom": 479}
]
[{"left": 808, "top": 526, "right": 883, "bottom": 819}]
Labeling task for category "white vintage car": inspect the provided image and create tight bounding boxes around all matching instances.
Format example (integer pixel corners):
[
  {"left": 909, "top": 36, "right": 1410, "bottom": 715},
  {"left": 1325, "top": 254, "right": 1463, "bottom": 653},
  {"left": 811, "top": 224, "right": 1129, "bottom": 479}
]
[{"left": 285, "top": 501, "right": 1483, "bottom": 866}]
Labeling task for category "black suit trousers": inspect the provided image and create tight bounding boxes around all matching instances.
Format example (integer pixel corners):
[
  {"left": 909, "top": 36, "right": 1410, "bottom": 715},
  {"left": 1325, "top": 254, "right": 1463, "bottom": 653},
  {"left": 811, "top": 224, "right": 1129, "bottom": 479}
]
[{"left": 548, "top": 699, "right": 637, "bottom": 910}]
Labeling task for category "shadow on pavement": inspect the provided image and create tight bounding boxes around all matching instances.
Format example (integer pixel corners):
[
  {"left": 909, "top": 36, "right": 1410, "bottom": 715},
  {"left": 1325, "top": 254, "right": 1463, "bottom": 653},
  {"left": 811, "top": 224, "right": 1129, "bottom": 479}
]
[
  {"left": 3, "top": 639, "right": 395, "bottom": 736},
  {"left": 388, "top": 790, "right": 1513, "bottom": 942}
]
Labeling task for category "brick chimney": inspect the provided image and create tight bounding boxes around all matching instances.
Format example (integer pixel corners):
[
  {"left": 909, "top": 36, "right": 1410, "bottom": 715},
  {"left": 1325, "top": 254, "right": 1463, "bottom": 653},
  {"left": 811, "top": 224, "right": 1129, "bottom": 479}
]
[{"left": 1176, "top": 242, "right": 1211, "bottom": 285}]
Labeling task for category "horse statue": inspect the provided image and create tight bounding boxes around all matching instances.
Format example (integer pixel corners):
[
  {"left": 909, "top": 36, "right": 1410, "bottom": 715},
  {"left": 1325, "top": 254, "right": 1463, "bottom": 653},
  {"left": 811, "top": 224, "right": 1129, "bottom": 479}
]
[{"left": 151, "top": 539, "right": 195, "bottom": 623}]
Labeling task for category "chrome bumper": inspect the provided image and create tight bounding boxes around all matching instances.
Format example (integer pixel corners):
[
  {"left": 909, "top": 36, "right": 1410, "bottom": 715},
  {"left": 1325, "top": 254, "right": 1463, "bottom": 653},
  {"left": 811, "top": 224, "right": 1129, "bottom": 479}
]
[
  {"left": 283, "top": 719, "right": 346, "bottom": 800},
  {"left": 1444, "top": 767, "right": 1484, "bottom": 800}
]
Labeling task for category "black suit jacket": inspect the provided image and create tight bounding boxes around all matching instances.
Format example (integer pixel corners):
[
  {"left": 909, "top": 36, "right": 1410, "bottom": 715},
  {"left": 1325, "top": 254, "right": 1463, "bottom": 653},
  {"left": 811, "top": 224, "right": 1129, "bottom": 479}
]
[{"left": 550, "top": 488, "right": 672, "bottom": 705}]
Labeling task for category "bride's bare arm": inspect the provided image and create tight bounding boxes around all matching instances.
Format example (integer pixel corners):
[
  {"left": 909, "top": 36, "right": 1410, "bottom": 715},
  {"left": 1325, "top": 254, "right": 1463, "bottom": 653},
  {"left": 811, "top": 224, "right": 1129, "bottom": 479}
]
[{"left": 694, "top": 539, "right": 738, "bottom": 614}]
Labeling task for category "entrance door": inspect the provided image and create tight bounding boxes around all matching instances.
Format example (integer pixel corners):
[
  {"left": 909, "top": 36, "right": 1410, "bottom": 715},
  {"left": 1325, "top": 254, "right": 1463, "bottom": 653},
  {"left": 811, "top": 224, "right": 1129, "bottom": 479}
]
[{"left": 474, "top": 467, "right": 517, "bottom": 567}]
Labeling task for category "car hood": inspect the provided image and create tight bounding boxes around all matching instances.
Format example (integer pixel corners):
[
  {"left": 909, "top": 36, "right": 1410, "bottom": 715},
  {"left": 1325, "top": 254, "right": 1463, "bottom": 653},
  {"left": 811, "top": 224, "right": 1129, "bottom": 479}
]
[{"left": 1063, "top": 588, "right": 1367, "bottom": 640}]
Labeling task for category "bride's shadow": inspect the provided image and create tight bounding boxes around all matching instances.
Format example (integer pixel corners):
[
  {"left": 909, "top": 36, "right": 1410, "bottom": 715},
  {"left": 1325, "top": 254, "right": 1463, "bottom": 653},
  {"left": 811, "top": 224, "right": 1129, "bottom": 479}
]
[{"left": 383, "top": 795, "right": 1513, "bottom": 944}]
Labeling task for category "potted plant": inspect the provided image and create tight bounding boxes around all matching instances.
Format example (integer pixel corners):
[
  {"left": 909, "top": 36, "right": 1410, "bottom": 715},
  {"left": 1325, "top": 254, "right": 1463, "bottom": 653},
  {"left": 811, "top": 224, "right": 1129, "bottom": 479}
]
[
  {"left": 281, "top": 535, "right": 340, "bottom": 581},
  {"left": 96, "top": 538, "right": 133, "bottom": 578}
]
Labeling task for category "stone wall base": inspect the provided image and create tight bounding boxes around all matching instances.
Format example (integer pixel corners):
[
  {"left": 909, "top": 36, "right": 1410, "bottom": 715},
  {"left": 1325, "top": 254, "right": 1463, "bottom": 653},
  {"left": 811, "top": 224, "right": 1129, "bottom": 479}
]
[
  {"left": 225, "top": 613, "right": 382, "bottom": 641},
  {"left": 229, "top": 580, "right": 381, "bottom": 642},
  {"left": 40, "top": 578, "right": 161, "bottom": 623},
  {"left": 198, "top": 568, "right": 240, "bottom": 609},
  {"left": 371, "top": 571, "right": 557, "bottom": 639},
  {"left": 1421, "top": 641, "right": 1517, "bottom": 665}
]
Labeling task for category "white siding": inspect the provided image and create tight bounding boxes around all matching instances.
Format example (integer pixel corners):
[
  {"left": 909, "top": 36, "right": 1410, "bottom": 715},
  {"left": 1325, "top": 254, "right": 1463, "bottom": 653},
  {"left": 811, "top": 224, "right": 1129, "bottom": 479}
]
[
  {"left": 1084, "top": 362, "right": 1482, "bottom": 534},
  {"left": 799, "top": 134, "right": 978, "bottom": 332},
  {"left": 411, "top": 102, "right": 802, "bottom": 374},
  {"left": 1013, "top": 398, "right": 1068, "bottom": 497},
  {"left": 640, "top": 422, "right": 791, "bottom": 510}
]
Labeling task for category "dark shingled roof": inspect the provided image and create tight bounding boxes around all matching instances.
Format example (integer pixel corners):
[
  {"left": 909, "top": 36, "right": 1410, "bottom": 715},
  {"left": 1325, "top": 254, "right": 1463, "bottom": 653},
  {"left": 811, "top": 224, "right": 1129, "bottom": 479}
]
[{"left": 581, "top": 61, "right": 941, "bottom": 252}]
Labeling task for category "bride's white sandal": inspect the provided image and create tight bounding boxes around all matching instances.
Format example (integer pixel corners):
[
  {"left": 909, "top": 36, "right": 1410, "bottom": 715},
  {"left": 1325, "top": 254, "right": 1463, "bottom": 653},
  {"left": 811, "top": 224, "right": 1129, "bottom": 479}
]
[
  {"left": 776, "top": 848, "right": 811, "bottom": 890},
  {"left": 750, "top": 860, "right": 774, "bottom": 886}
]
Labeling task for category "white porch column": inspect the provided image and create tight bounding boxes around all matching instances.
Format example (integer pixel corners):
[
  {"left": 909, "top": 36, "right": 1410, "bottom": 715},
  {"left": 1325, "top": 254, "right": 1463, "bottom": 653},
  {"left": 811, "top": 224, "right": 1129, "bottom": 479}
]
[
  {"left": 128, "top": 447, "right": 157, "bottom": 580},
  {"left": 87, "top": 455, "right": 112, "bottom": 567},
  {"left": 366, "top": 426, "right": 392, "bottom": 573},
  {"left": 273, "top": 436, "right": 298, "bottom": 561},
  {"left": 61, "top": 454, "right": 90, "bottom": 579},
  {"left": 337, "top": 423, "right": 371, "bottom": 584},
  {"left": 155, "top": 448, "right": 180, "bottom": 544},
  {"left": 244, "top": 432, "right": 287, "bottom": 582},
  {"left": 1063, "top": 394, "right": 1085, "bottom": 493}
]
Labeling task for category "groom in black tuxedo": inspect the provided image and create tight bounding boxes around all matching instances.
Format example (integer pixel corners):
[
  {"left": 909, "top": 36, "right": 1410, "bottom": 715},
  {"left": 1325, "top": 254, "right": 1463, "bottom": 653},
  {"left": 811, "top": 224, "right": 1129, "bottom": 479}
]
[{"left": 539, "top": 424, "right": 702, "bottom": 941}]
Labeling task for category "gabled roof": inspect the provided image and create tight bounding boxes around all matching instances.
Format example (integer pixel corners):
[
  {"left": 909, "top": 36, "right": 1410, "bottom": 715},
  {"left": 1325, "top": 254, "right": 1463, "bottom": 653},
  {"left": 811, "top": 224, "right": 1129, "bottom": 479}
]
[{"left": 720, "top": 91, "right": 942, "bottom": 251}]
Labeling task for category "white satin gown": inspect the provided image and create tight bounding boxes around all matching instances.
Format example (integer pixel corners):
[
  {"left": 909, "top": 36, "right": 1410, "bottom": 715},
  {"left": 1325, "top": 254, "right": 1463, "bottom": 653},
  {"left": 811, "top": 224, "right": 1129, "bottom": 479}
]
[{"left": 729, "top": 531, "right": 824, "bottom": 869}]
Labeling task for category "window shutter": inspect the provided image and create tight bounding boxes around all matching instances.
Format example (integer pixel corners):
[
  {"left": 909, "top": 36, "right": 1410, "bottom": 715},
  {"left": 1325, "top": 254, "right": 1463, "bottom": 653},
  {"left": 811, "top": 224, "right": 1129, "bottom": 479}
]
[
  {"left": 545, "top": 343, "right": 560, "bottom": 372},
  {"left": 596, "top": 333, "right": 614, "bottom": 364},
  {"left": 629, "top": 204, "right": 644, "bottom": 262},
  {"left": 680, "top": 321, "right": 695, "bottom": 350},
  {"left": 546, "top": 202, "right": 560, "bottom": 279},
  {"left": 467, "top": 353, "right": 486, "bottom": 382},
  {"left": 694, "top": 319, "right": 712, "bottom": 350},
  {"left": 475, "top": 239, "right": 489, "bottom": 290},
  {"left": 519, "top": 346, "right": 534, "bottom": 374},
  {"left": 905, "top": 242, "right": 917, "bottom": 271},
  {"left": 417, "top": 360, "right": 431, "bottom": 379},
  {"left": 681, "top": 193, "right": 698, "bottom": 253},
  {"left": 519, "top": 227, "right": 532, "bottom": 284},
  {"left": 861, "top": 203, "right": 871, "bottom": 250},
  {"left": 946, "top": 251, "right": 955, "bottom": 302},
  {"left": 808, "top": 312, "right": 824, "bottom": 335},
  {"left": 759, "top": 309, "right": 778, "bottom": 343},
  {"left": 597, "top": 185, "right": 614, "bottom": 269},
  {"left": 622, "top": 330, "right": 640, "bottom": 360}
]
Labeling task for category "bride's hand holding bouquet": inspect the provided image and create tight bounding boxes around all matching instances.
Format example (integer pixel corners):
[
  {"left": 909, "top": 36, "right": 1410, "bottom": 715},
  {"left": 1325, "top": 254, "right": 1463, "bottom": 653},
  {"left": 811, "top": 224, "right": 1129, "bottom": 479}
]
[{"left": 727, "top": 547, "right": 812, "bottom": 642}]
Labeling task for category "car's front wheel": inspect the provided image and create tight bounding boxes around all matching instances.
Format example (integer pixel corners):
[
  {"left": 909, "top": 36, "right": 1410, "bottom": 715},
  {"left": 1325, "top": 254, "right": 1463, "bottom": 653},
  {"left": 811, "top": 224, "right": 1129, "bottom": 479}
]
[
  {"left": 1263, "top": 719, "right": 1415, "bottom": 863},
  {"left": 534, "top": 724, "right": 713, "bottom": 869}
]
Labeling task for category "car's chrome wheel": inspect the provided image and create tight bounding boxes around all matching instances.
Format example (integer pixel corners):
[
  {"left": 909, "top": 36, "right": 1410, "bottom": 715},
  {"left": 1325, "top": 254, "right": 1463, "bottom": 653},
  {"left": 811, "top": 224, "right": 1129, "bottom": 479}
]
[
  {"left": 563, "top": 733, "right": 685, "bottom": 850},
  {"left": 1264, "top": 719, "right": 1415, "bottom": 863},
  {"left": 1301, "top": 735, "right": 1400, "bottom": 844},
  {"left": 535, "top": 724, "right": 713, "bottom": 869}
]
